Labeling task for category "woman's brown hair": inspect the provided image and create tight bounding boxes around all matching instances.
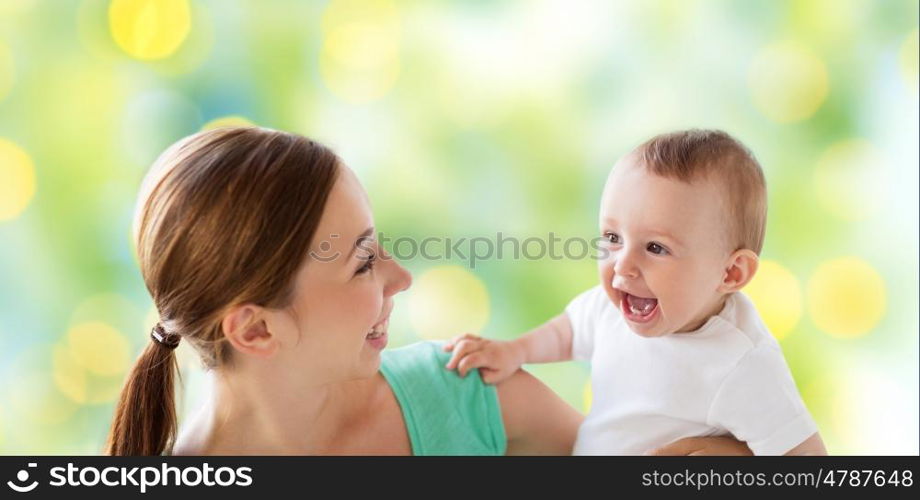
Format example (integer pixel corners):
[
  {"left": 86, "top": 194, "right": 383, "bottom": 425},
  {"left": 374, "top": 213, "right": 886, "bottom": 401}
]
[{"left": 105, "top": 127, "right": 340, "bottom": 455}]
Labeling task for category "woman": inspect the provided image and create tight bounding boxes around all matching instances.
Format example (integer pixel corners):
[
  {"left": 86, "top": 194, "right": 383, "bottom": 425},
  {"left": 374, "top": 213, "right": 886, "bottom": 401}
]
[{"left": 106, "top": 127, "right": 751, "bottom": 455}]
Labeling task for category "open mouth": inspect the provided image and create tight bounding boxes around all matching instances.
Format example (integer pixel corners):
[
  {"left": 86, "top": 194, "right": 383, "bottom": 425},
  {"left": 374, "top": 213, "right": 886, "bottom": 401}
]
[
  {"left": 366, "top": 317, "right": 388, "bottom": 340},
  {"left": 619, "top": 292, "right": 659, "bottom": 323},
  {"left": 365, "top": 310, "right": 390, "bottom": 351}
]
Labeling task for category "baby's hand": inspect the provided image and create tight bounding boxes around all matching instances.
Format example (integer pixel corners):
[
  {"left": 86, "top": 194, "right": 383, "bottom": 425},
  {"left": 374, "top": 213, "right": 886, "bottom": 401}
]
[{"left": 443, "top": 333, "right": 525, "bottom": 384}]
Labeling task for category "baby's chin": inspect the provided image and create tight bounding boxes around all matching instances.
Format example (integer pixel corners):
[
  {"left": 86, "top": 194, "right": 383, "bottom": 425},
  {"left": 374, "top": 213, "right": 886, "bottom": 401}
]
[{"left": 622, "top": 318, "right": 671, "bottom": 338}]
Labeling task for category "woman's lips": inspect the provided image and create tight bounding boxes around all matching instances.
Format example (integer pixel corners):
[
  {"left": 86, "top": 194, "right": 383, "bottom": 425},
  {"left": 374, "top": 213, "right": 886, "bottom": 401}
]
[{"left": 365, "top": 317, "right": 389, "bottom": 350}]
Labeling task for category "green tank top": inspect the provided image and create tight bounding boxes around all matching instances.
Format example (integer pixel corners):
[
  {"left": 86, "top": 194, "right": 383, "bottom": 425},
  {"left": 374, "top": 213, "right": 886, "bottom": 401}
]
[{"left": 379, "top": 341, "right": 507, "bottom": 455}]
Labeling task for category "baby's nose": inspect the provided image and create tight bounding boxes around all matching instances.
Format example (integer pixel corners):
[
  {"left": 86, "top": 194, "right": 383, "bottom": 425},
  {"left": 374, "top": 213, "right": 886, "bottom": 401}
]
[{"left": 613, "top": 257, "right": 640, "bottom": 279}]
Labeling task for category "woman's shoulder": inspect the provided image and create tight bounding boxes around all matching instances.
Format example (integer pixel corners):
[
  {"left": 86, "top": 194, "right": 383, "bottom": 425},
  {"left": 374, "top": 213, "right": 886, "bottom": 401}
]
[
  {"left": 380, "top": 341, "right": 506, "bottom": 455},
  {"left": 381, "top": 340, "right": 448, "bottom": 371},
  {"left": 380, "top": 340, "right": 483, "bottom": 406}
]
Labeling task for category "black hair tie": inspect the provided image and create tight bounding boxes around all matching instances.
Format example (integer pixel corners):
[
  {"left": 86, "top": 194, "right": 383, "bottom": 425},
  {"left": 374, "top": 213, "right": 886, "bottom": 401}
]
[{"left": 150, "top": 323, "right": 180, "bottom": 350}]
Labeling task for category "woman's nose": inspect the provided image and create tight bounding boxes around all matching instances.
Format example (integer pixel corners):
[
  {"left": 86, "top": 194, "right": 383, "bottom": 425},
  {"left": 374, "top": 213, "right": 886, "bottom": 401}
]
[{"left": 383, "top": 257, "right": 412, "bottom": 296}]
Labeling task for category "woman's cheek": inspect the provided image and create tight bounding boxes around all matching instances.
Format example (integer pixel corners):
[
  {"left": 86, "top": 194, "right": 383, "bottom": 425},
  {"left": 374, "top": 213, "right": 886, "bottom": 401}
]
[{"left": 355, "top": 280, "right": 384, "bottom": 326}]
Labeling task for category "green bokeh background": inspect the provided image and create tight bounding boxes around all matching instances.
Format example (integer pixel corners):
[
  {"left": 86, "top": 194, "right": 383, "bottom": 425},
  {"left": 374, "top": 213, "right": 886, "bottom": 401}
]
[{"left": 0, "top": 0, "right": 917, "bottom": 454}]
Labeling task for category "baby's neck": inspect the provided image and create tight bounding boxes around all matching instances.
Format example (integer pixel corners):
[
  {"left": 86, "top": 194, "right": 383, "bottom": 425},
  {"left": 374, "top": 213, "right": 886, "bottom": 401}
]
[{"left": 673, "top": 293, "right": 731, "bottom": 335}]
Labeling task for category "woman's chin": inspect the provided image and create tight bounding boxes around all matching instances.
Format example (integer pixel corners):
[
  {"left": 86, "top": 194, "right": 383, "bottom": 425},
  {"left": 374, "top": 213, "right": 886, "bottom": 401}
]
[{"left": 353, "top": 353, "right": 382, "bottom": 379}]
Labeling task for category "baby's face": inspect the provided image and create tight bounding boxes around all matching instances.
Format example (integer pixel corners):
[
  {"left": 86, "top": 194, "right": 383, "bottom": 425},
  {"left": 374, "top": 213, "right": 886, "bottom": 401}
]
[{"left": 598, "top": 155, "right": 732, "bottom": 337}]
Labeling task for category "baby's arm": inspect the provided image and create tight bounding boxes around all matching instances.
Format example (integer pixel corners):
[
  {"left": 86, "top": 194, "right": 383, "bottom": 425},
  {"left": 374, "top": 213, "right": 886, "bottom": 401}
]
[
  {"left": 784, "top": 432, "right": 827, "bottom": 455},
  {"left": 443, "top": 312, "right": 574, "bottom": 384},
  {"left": 708, "top": 344, "right": 825, "bottom": 456}
]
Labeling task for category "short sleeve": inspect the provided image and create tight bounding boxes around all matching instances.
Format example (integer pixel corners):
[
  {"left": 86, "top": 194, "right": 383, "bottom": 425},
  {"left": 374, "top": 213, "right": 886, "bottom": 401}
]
[
  {"left": 380, "top": 341, "right": 507, "bottom": 455},
  {"left": 706, "top": 343, "right": 818, "bottom": 455},
  {"left": 565, "top": 286, "right": 608, "bottom": 362}
]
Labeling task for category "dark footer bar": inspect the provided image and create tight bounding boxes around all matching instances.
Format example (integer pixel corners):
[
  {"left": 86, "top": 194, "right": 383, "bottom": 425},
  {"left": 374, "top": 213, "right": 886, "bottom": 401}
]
[{"left": 1, "top": 456, "right": 917, "bottom": 498}]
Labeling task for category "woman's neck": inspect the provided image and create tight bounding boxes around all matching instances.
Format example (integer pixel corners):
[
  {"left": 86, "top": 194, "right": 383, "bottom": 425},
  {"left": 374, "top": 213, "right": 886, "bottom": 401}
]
[{"left": 175, "top": 368, "right": 380, "bottom": 455}]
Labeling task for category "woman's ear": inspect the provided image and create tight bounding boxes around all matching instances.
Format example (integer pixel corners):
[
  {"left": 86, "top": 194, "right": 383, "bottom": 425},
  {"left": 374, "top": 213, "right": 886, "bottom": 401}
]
[
  {"left": 221, "top": 304, "right": 278, "bottom": 359},
  {"left": 718, "top": 249, "right": 759, "bottom": 294}
]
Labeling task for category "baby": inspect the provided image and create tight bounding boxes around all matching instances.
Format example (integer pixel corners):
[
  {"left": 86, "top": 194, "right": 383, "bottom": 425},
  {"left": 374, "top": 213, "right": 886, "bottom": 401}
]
[{"left": 445, "top": 129, "right": 826, "bottom": 455}]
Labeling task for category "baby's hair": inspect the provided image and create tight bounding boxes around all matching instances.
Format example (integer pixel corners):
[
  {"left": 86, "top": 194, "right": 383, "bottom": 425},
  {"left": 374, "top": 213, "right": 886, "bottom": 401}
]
[{"left": 635, "top": 129, "right": 767, "bottom": 255}]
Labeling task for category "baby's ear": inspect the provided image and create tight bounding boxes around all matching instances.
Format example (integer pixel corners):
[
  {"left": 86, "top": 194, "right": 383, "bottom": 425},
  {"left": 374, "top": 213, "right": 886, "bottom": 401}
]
[{"left": 718, "top": 249, "right": 759, "bottom": 293}]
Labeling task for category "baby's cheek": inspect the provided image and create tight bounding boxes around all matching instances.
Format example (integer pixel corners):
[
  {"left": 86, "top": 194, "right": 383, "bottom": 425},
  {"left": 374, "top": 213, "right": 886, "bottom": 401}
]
[
  {"left": 598, "top": 257, "right": 614, "bottom": 285},
  {"left": 597, "top": 257, "right": 614, "bottom": 285},
  {"left": 598, "top": 262, "right": 619, "bottom": 305}
]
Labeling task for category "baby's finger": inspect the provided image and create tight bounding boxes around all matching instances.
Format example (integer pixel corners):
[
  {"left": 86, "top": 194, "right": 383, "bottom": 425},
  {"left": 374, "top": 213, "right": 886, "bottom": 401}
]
[
  {"left": 480, "top": 368, "right": 503, "bottom": 385},
  {"left": 443, "top": 334, "right": 465, "bottom": 351},
  {"left": 444, "top": 350, "right": 465, "bottom": 371},
  {"left": 457, "top": 353, "right": 485, "bottom": 377},
  {"left": 443, "top": 333, "right": 480, "bottom": 351},
  {"left": 444, "top": 339, "right": 482, "bottom": 370}
]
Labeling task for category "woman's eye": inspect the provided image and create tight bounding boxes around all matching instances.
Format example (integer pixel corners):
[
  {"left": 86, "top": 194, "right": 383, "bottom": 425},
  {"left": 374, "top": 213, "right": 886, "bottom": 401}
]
[
  {"left": 356, "top": 252, "right": 377, "bottom": 275},
  {"left": 604, "top": 232, "right": 620, "bottom": 244},
  {"left": 647, "top": 242, "right": 668, "bottom": 255}
]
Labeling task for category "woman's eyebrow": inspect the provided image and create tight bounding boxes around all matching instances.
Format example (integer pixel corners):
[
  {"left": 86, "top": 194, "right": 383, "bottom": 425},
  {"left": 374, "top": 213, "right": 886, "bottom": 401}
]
[{"left": 345, "top": 227, "right": 375, "bottom": 260}]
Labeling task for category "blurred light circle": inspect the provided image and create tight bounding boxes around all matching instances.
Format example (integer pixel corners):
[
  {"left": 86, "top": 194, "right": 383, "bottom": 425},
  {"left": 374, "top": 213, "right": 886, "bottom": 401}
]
[
  {"left": 320, "top": 0, "right": 401, "bottom": 102},
  {"left": 814, "top": 139, "right": 887, "bottom": 222},
  {"left": 67, "top": 322, "right": 131, "bottom": 376},
  {"left": 202, "top": 115, "right": 255, "bottom": 131},
  {"left": 109, "top": 0, "right": 191, "bottom": 60},
  {"left": 0, "top": 0, "right": 37, "bottom": 15},
  {"left": 64, "top": 293, "right": 155, "bottom": 404},
  {"left": 65, "top": 297, "right": 148, "bottom": 403},
  {"left": 744, "top": 260, "right": 802, "bottom": 341},
  {"left": 807, "top": 257, "right": 886, "bottom": 339},
  {"left": 901, "top": 29, "right": 919, "bottom": 95},
  {"left": 583, "top": 380, "right": 592, "bottom": 414},
  {"left": 0, "top": 42, "right": 13, "bottom": 102},
  {"left": 150, "top": 1, "right": 213, "bottom": 75},
  {"left": 788, "top": 0, "right": 865, "bottom": 47},
  {"left": 52, "top": 343, "right": 88, "bottom": 404},
  {"left": 9, "top": 345, "right": 78, "bottom": 425},
  {"left": 407, "top": 265, "right": 490, "bottom": 340},
  {"left": 10, "top": 373, "right": 79, "bottom": 425},
  {"left": 0, "top": 138, "right": 36, "bottom": 222},
  {"left": 70, "top": 293, "right": 144, "bottom": 336},
  {"left": 748, "top": 41, "right": 828, "bottom": 123},
  {"left": 800, "top": 376, "right": 836, "bottom": 450},
  {"left": 832, "top": 369, "right": 918, "bottom": 454}
]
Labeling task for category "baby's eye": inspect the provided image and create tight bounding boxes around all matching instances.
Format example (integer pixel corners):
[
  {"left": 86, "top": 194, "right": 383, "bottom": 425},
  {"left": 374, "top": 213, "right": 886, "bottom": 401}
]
[
  {"left": 604, "top": 232, "right": 621, "bottom": 244},
  {"left": 647, "top": 242, "right": 669, "bottom": 255}
]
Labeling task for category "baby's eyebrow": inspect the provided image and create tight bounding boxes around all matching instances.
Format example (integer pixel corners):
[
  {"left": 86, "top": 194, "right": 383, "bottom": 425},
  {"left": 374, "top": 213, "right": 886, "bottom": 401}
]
[
  {"left": 646, "top": 229, "right": 683, "bottom": 247},
  {"left": 647, "top": 229, "right": 677, "bottom": 240}
]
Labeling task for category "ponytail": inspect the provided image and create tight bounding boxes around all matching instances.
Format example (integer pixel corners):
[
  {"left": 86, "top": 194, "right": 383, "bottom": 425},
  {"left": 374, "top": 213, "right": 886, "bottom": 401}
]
[
  {"left": 105, "top": 341, "right": 179, "bottom": 456},
  {"left": 115, "top": 127, "right": 341, "bottom": 455}
]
